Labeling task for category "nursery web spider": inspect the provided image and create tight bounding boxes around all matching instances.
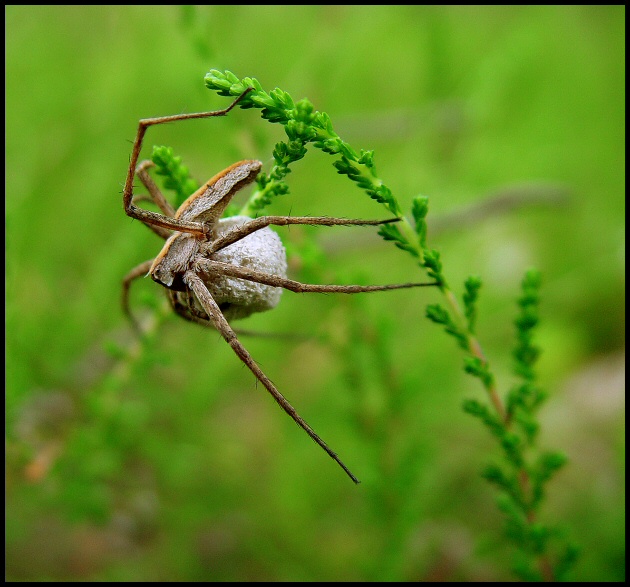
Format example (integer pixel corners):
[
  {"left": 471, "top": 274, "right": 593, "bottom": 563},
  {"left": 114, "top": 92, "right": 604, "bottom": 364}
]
[{"left": 122, "top": 88, "right": 437, "bottom": 483}]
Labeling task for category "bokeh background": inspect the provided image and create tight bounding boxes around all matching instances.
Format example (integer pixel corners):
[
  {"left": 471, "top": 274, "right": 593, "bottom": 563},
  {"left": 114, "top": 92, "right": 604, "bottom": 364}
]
[{"left": 6, "top": 5, "right": 624, "bottom": 581}]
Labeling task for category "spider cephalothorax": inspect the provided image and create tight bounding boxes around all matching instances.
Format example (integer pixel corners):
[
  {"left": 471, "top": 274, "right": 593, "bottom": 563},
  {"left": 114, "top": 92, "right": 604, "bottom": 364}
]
[{"left": 122, "top": 89, "right": 437, "bottom": 483}]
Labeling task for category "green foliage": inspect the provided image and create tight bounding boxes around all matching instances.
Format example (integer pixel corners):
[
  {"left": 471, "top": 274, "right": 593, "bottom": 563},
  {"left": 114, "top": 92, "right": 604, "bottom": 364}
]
[
  {"left": 411, "top": 195, "right": 429, "bottom": 248},
  {"left": 506, "top": 272, "right": 550, "bottom": 446},
  {"left": 463, "top": 355, "right": 495, "bottom": 389},
  {"left": 452, "top": 270, "right": 573, "bottom": 578},
  {"left": 422, "top": 249, "right": 445, "bottom": 287},
  {"left": 463, "top": 399, "right": 505, "bottom": 438},
  {"left": 529, "top": 451, "right": 568, "bottom": 508},
  {"left": 463, "top": 276, "right": 482, "bottom": 334},
  {"left": 377, "top": 221, "right": 420, "bottom": 257},
  {"left": 513, "top": 269, "right": 542, "bottom": 381},
  {"left": 151, "top": 146, "right": 199, "bottom": 208},
  {"left": 426, "top": 303, "right": 468, "bottom": 350}
]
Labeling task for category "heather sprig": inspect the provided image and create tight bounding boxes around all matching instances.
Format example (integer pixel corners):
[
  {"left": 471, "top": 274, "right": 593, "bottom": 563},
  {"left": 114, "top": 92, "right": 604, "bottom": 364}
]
[{"left": 151, "top": 145, "right": 199, "bottom": 208}]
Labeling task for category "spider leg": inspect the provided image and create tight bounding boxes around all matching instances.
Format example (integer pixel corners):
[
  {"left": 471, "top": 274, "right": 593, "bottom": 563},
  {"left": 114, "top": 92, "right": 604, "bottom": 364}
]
[
  {"left": 184, "top": 270, "right": 360, "bottom": 484},
  {"left": 130, "top": 162, "right": 181, "bottom": 238},
  {"left": 129, "top": 195, "right": 172, "bottom": 239},
  {"left": 123, "top": 88, "right": 254, "bottom": 237},
  {"left": 122, "top": 259, "right": 155, "bottom": 333},
  {"left": 135, "top": 160, "right": 176, "bottom": 217},
  {"left": 196, "top": 259, "right": 439, "bottom": 293},
  {"left": 207, "top": 215, "right": 401, "bottom": 254}
]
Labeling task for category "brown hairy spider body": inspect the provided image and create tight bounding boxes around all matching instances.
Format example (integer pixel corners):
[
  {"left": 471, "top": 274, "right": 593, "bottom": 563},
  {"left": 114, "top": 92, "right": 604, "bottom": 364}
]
[{"left": 122, "top": 89, "right": 436, "bottom": 483}]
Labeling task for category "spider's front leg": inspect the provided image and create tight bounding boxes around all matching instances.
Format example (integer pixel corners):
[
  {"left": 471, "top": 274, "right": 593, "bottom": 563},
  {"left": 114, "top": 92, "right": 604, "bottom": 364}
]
[
  {"left": 123, "top": 88, "right": 254, "bottom": 237},
  {"left": 183, "top": 270, "right": 360, "bottom": 484}
]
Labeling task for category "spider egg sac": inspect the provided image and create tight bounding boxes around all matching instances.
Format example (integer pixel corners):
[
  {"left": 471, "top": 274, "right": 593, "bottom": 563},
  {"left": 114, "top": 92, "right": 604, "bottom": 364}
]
[{"left": 207, "top": 215, "right": 288, "bottom": 321}]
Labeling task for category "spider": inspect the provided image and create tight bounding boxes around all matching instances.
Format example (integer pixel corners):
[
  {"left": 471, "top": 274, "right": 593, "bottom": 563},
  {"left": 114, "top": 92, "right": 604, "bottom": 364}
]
[{"left": 122, "top": 88, "right": 437, "bottom": 483}]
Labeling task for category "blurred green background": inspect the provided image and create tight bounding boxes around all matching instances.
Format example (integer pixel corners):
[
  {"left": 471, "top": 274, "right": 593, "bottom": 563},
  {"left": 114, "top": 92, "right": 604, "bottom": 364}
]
[{"left": 6, "top": 5, "right": 624, "bottom": 581}]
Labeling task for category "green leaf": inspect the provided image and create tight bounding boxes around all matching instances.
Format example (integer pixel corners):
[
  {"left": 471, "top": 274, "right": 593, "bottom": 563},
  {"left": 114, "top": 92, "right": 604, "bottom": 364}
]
[
  {"left": 422, "top": 249, "right": 444, "bottom": 285},
  {"left": 463, "top": 399, "right": 505, "bottom": 437},
  {"left": 411, "top": 195, "right": 429, "bottom": 247},
  {"left": 463, "top": 356, "right": 494, "bottom": 389},
  {"left": 513, "top": 269, "right": 543, "bottom": 381},
  {"left": 426, "top": 303, "right": 468, "bottom": 350},
  {"left": 377, "top": 223, "right": 419, "bottom": 257},
  {"left": 463, "top": 276, "right": 482, "bottom": 334}
]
